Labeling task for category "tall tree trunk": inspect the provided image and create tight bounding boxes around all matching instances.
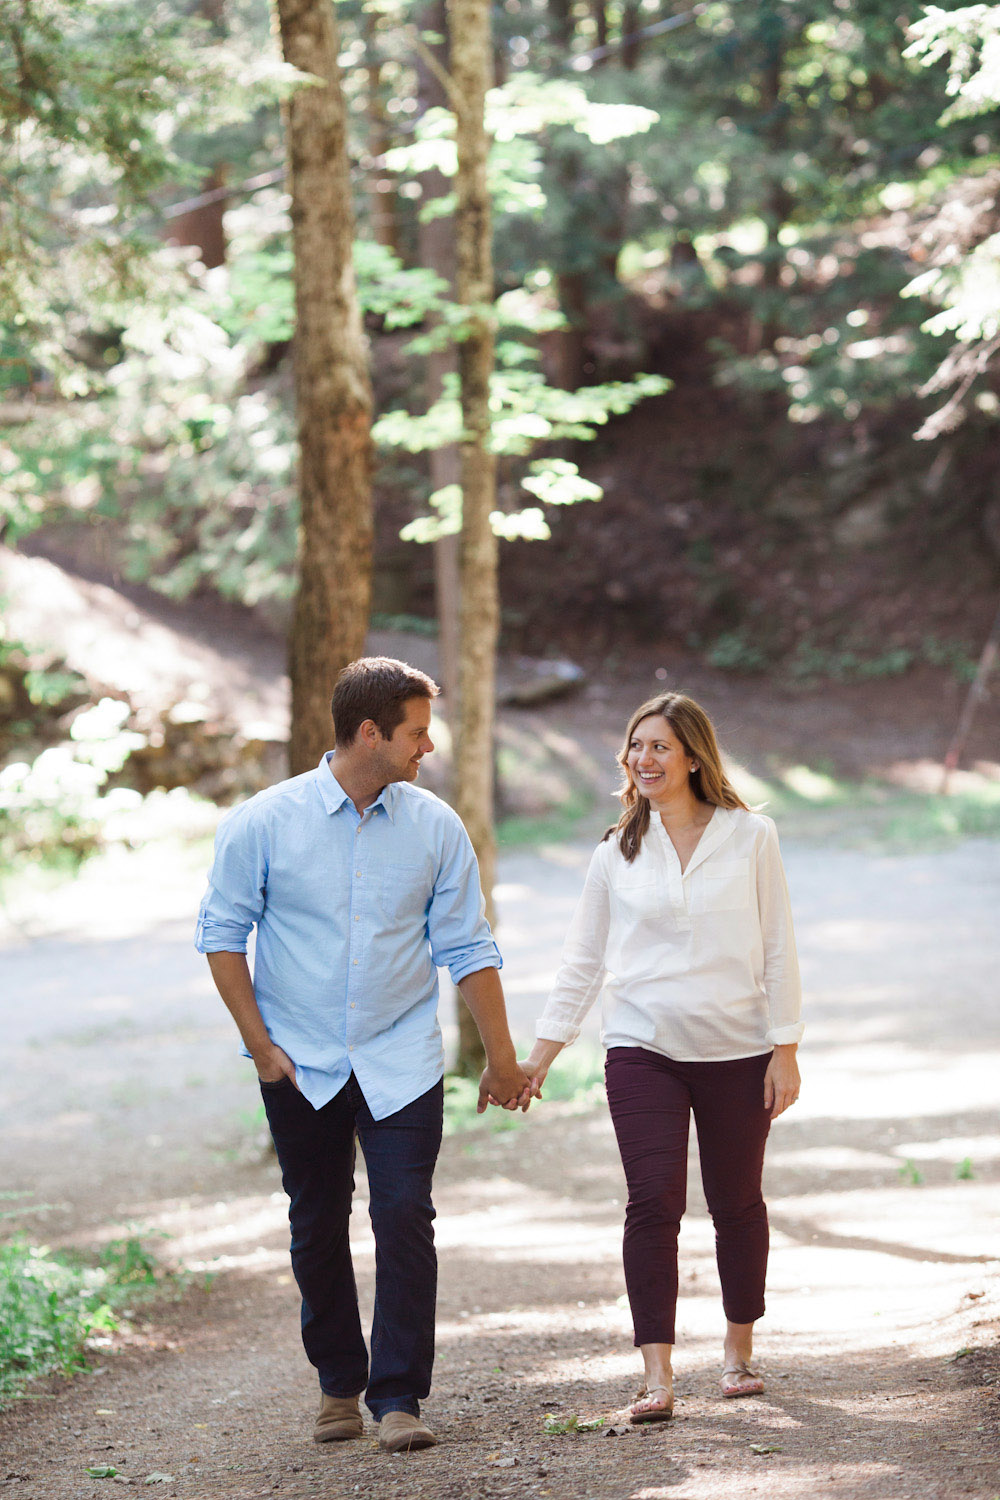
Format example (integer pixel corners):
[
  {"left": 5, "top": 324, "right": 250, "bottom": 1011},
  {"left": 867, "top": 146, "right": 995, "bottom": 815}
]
[
  {"left": 449, "top": 0, "right": 497, "bottom": 1076},
  {"left": 592, "top": 0, "right": 608, "bottom": 60},
  {"left": 756, "top": 3, "right": 791, "bottom": 352},
  {"left": 549, "top": 0, "right": 574, "bottom": 50},
  {"left": 274, "top": 0, "right": 374, "bottom": 775},
  {"left": 165, "top": 165, "right": 228, "bottom": 268},
  {"left": 363, "top": 7, "right": 400, "bottom": 255},
  {"left": 415, "top": 0, "right": 461, "bottom": 740},
  {"left": 620, "top": 0, "right": 641, "bottom": 68},
  {"left": 165, "top": 0, "right": 229, "bottom": 269}
]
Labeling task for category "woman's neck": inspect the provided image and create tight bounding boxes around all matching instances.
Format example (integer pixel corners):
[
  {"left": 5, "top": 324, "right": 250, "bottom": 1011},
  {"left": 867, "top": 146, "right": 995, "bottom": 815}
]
[{"left": 647, "top": 788, "right": 709, "bottom": 827}]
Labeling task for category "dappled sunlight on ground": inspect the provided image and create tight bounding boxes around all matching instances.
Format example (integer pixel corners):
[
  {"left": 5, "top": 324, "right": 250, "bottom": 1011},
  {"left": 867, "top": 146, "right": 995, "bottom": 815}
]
[{"left": 3, "top": 826, "right": 1000, "bottom": 1496}]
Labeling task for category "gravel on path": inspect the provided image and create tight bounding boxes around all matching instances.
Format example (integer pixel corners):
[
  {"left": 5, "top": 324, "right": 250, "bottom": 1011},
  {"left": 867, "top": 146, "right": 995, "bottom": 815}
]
[{"left": 2, "top": 836, "right": 999, "bottom": 1500}]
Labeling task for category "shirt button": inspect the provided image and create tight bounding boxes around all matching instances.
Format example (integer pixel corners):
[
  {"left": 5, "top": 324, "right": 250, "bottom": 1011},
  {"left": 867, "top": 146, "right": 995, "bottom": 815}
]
[
  {"left": 353, "top": 959, "right": 359, "bottom": 966},
  {"left": 350, "top": 1002, "right": 356, "bottom": 1009},
  {"left": 354, "top": 914, "right": 360, "bottom": 922},
  {"left": 349, "top": 1045, "right": 354, "bottom": 1052},
  {"left": 356, "top": 871, "right": 362, "bottom": 878}
]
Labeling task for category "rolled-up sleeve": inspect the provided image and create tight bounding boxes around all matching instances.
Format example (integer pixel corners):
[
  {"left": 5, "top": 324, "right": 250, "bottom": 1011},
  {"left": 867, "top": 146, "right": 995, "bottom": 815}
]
[
  {"left": 755, "top": 818, "right": 804, "bottom": 1045},
  {"left": 535, "top": 845, "right": 610, "bottom": 1045},
  {"left": 194, "top": 804, "right": 268, "bottom": 954},
  {"left": 427, "top": 814, "right": 502, "bottom": 983}
]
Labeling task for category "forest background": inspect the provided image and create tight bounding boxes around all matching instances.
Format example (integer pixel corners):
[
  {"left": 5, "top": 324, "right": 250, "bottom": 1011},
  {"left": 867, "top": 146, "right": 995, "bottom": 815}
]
[
  {"left": 3, "top": 3, "right": 1000, "bottom": 1468},
  {"left": 2, "top": 0, "right": 1000, "bottom": 918}
]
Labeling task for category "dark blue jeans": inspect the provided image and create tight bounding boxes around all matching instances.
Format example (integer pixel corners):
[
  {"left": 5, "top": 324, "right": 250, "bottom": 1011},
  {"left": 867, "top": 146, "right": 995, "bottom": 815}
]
[{"left": 259, "top": 1072, "right": 443, "bottom": 1420}]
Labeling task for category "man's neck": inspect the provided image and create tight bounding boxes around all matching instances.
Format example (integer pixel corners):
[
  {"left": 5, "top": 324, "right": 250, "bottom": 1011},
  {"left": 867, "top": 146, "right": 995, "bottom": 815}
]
[{"left": 328, "top": 752, "right": 385, "bottom": 816}]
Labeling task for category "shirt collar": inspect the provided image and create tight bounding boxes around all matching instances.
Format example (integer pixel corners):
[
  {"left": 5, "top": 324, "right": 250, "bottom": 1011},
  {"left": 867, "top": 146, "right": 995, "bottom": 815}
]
[
  {"left": 650, "top": 803, "right": 737, "bottom": 877},
  {"left": 314, "top": 754, "right": 397, "bottom": 821},
  {"left": 682, "top": 804, "right": 736, "bottom": 877}
]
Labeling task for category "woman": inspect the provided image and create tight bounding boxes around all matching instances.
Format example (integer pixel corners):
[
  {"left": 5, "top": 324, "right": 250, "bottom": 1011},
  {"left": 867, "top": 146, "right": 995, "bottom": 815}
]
[{"left": 523, "top": 692, "right": 802, "bottom": 1421}]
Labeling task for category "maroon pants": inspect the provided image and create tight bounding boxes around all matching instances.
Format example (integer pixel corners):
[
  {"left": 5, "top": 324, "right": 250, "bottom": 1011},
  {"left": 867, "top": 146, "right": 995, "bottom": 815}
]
[{"left": 604, "top": 1046, "right": 772, "bottom": 1346}]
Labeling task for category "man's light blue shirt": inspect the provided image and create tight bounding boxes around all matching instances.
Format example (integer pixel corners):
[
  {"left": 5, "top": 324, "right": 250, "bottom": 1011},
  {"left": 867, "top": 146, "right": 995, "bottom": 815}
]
[{"left": 195, "top": 754, "right": 501, "bottom": 1119}]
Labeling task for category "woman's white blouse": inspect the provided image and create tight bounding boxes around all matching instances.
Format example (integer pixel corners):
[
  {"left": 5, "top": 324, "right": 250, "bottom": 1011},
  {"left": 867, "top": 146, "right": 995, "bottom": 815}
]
[{"left": 536, "top": 806, "right": 803, "bottom": 1061}]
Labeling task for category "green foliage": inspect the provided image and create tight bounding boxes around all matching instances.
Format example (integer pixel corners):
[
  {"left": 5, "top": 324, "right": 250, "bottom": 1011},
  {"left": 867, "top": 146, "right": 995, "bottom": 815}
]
[
  {"left": 442, "top": 1075, "right": 518, "bottom": 1134},
  {"left": 897, "top": 1158, "right": 924, "bottom": 1186},
  {"left": 220, "top": 242, "right": 449, "bottom": 349},
  {"left": 897, "top": 6, "right": 1000, "bottom": 431},
  {"left": 543, "top": 1412, "right": 605, "bottom": 1435},
  {"left": 0, "top": 0, "right": 292, "bottom": 392},
  {"left": 0, "top": 0, "right": 995, "bottom": 641},
  {"left": 905, "top": 5, "right": 1000, "bottom": 124},
  {"left": 753, "top": 768, "right": 1000, "bottom": 852},
  {"left": 533, "top": 1044, "right": 605, "bottom": 1106},
  {"left": 495, "top": 790, "right": 598, "bottom": 849},
  {"left": 708, "top": 631, "right": 771, "bottom": 674},
  {"left": 954, "top": 1156, "right": 975, "bottom": 1180},
  {"left": 0, "top": 697, "right": 144, "bottom": 867},
  {"left": 384, "top": 364, "right": 670, "bottom": 543},
  {"left": 0, "top": 1234, "right": 167, "bottom": 1407},
  {"left": 442, "top": 1043, "right": 605, "bottom": 1134},
  {"left": 707, "top": 630, "right": 978, "bottom": 684}
]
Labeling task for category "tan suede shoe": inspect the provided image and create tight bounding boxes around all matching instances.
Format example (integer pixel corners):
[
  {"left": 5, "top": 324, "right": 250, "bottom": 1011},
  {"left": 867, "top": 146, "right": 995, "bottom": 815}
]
[
  {"left": 313, "top": 1393, "right": 364, "bottom": 1443},
  {"left": 377, "top": 1410, "right": 438, "bottom": 1453}
]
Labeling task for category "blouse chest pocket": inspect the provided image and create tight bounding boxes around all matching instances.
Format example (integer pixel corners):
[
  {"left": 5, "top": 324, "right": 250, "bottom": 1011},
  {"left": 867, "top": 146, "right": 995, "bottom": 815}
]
[
  {"left": 379, "top": 864, "right": 429, "bottom": 923},
  {"left": 614, "top": 867, "right": 662, "bottom": 919},
  {"left": 701, "top": 858, "right": 750, "bottom": 912}
]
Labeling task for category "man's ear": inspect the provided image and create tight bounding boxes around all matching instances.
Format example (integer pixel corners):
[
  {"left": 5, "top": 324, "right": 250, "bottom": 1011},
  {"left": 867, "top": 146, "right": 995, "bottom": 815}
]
[{"left": 357, "top": 718, "right": 381, "bottom": 749}]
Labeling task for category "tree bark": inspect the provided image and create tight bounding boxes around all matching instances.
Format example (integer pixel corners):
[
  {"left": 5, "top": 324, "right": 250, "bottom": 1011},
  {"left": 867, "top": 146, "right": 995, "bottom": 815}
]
[
  {"left": 620, "top": 0, "right": 640, "bottom": 68},
  {"left": 363, "top": 7, "right": 400, "bottom": 255},
  {"left": 274, "top": 0, "right": 374, "bottom": 775},
  {"left": 166, "top": 0, "right": 229, "bottom": 269},
  {"left": 448, "top": 0, "right": 497, "bottom": 1075},
  {"left": 415, "top": 0, "right": 461, "bottom": 741},
  {"left": 549, "top": 0, "right": 574, "bottom": 50},
  {"left": 757, "top": 3, "right": 792, "bottom": 352}
]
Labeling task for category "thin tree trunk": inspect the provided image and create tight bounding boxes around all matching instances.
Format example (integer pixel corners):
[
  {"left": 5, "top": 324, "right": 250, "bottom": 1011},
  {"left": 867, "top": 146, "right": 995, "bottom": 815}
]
[
  {"left": 274, "top": 0, "right": 374, "bottom": 775},
  {"left": 620, "top": 0, "right": 640, "bottom": 68},
  {"left": 592, "top": 0, "right": 608, "bottom": 59},
  {"left": 165, "top": 165, "right": 228, "bottom": 268},
  {"left": 758, "top": 4, "right": 791, "bottom": 352},
  {"left": 549, "top": 0, "right": 574, "bottom": 50},
  {"left": 166, "top": 0, "right": 229, "bottom": 269},
  {"left": 415, "top": 0, "right": 461, "bottom": 740},
  {"left": 364, "top": 7, "right": 400, "bottom": 255},
  {"left": 448, "top": 0, "right": 497, "bottom": 1076},
  {"left": 940, "top": 594, "right": 1000, "bottom": 792}
]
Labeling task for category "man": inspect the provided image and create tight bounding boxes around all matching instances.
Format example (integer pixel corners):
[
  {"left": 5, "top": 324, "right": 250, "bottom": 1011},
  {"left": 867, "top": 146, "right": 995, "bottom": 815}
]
[{"left": 196, "top": 657, "right": 530, "bottom": 1454}]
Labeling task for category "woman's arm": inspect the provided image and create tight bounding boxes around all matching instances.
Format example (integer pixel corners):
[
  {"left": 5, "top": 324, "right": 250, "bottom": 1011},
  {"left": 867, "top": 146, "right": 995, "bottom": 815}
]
[
  {"left": 533, "top": 844, "right": 612, "bottom": 1048},
  {"left": 763, "top": 1042, "right": 800, "bottom": 1117},
  {"left": 756, "top": 818, "right": 804, "bottom": 1047},
  {"left": 520, "top": 1037, "right": 567, "bottom": 1096}
]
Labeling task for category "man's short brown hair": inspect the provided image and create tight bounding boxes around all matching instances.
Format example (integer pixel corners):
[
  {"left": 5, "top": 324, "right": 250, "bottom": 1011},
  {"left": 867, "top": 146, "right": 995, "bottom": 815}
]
[{"left": 331, "top": 657, "right": 439, "bottom": 745}]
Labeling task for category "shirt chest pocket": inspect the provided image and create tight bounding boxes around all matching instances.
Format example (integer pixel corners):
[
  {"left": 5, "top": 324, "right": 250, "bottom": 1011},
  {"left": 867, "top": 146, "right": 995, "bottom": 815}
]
[
  {"left": 701, "top": 858, "right": 750, "bottom": 912},
  {"left": 614, "top": 868, "right": 662, "bottom": 920},
  {"left": 378, "top": 864, "right": 428, "bottom": 923}
]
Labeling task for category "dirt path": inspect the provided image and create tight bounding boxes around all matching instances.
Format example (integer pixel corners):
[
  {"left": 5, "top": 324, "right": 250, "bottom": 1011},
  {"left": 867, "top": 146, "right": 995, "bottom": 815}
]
[{"left": 3, "top": 830, "right": 1000, "bottom": 1500}]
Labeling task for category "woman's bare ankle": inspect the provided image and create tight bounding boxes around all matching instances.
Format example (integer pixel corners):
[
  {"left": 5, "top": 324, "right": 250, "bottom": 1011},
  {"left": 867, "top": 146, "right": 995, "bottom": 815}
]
[
  {"left": 723, "top": 1320, "right": 754, "bottom": 1369},
  {"left": 639, "top": 1341, "right": 674, "bottom": 1393}
]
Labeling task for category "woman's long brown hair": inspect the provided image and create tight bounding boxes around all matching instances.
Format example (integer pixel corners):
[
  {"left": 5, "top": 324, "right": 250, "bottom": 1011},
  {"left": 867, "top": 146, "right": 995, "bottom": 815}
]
[{"left": 606, "top": 692, "right": 749, "bottom": 863}]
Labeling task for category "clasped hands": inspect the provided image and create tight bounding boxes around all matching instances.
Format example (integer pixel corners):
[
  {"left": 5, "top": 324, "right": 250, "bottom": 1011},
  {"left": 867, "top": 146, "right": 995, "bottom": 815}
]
[{"left": 476, "top": 1057, "right": 546, "bottom": 1115}]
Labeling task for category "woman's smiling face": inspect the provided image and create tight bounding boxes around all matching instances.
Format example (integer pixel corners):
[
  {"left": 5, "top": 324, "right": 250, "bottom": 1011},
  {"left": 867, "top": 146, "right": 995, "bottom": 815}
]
[{"left": 625, "top": 714, "right": 696, "bottom": 804}]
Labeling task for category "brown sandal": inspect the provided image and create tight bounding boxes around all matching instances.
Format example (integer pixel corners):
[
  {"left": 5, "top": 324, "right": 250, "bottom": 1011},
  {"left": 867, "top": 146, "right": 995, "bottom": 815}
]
[
  {"left": 629, "top": 1384, "right": 674, "bottom": 1423},
  {"left": 720, "top": 1361, "right": 764, "bottom": 1398}
]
